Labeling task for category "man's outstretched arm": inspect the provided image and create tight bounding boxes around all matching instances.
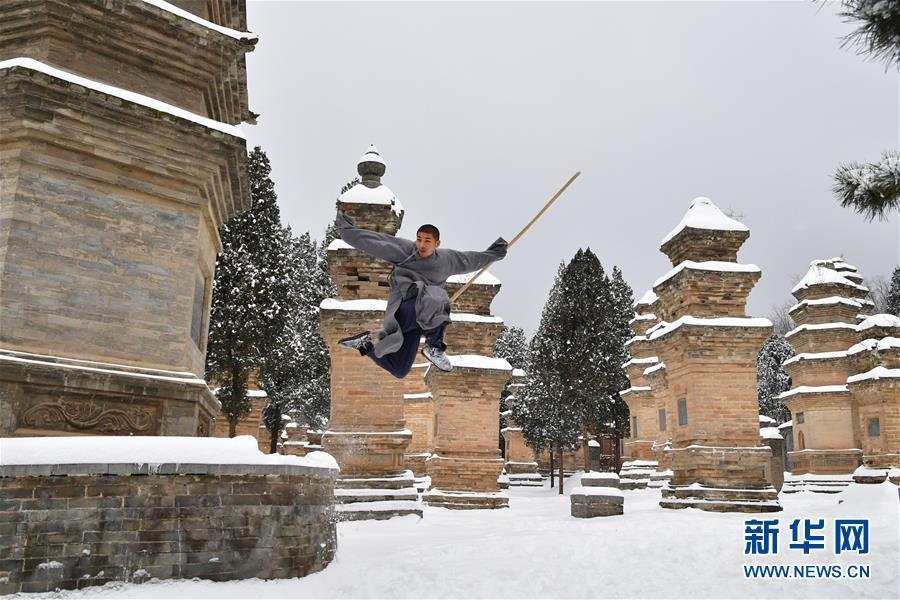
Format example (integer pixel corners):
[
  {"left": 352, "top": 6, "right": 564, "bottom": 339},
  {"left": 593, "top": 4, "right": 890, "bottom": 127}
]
[
  {"left": 335, "top": 211, "right": 416, "bottom": 265},
  {"left": 443, "top": 237, "right": 509, "bottom": 275}
]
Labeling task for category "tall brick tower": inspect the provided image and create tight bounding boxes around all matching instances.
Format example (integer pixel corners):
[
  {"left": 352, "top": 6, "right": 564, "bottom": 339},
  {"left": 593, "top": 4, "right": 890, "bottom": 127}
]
[
  {"left": 422, "top": 272, "right": 512, "bottom": 509},
  {"left": 0, "top": 0, "right": 255, "bottom": 438},
  {"left": 645, "top": 197, "right": 781, "bottom": 512},
  {"left": 319, "top": 146, "right": 422, "bottom": 520}
]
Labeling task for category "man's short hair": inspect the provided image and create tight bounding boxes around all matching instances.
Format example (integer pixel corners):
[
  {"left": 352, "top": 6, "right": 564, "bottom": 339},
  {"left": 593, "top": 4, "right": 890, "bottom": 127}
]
[{"left": 417, "top": 224, "right": 440, "bottom": 240}]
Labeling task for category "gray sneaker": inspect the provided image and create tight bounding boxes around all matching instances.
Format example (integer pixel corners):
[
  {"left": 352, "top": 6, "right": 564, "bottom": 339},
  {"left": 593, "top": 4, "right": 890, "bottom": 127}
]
[
  {"left": 339, "top": 331, "right": 373, "bottom": 355},
  {"left": 422, "top": 345, "right": 453, "bottom": 372}
]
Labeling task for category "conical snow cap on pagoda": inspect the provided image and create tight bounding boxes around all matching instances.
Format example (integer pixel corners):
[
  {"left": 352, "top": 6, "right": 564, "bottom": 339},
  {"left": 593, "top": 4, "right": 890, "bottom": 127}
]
[
  {"left": 659, "top": 197, "right": 750, "bottom": 266},
  {"left": 790, "top": 263, "right": 869, "bottom": 303},
  {"left": 358, "top": 144, "right": 386, "bottom": 179}
]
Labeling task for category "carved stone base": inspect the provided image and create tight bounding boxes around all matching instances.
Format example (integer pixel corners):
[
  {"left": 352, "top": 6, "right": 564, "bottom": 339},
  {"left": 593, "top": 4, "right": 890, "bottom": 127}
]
[
  {"left": 426, "top": 455, "right": 505, "bottom": 493},
  {"left": 334, "top": 469, "right": 423, "bottom": 521},
  {"left": 0, "top": 349, "right": 217, "bottom": 438},
  {"left": 788, "top": 449, "right": 863, "bottom": 476},
  {"left": 660, "top": 446, "right": 781, "bottom": 513}
]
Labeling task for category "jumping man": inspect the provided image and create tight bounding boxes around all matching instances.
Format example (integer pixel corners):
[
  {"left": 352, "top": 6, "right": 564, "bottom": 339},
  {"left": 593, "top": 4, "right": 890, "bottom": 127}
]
[{"left": 335, "top": 211, "right": 508, "bottom": 377}]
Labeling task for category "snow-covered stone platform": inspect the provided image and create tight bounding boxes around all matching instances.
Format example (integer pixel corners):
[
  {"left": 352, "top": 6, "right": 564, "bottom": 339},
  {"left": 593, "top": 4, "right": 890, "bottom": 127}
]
[{"left": 34, "top": 475, "right": 898, "bottom": 599}]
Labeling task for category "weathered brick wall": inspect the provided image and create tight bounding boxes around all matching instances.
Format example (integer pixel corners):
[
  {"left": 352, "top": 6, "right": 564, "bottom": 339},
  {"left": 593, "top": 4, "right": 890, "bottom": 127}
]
[
  {"left": 211, "top": 396, "right": 266, "bottom": 439},
  {"left": 0, "top": 464, "right": 337, "bottom": 594},
  {"left": 655, "top": 270, "right": 759, "bottom": 322},
  {"left": 659, "top": 230, "right": 747, "bottom": 266},
  {"left": 0, "top": 0, "right": 254, "bottom": 124}
]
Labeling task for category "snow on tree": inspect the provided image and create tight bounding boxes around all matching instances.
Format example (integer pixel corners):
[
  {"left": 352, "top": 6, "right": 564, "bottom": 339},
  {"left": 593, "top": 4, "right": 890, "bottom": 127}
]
[
  {"left": 886, "top": 266, "right": 900, "bottom": 316},
  {"left": 757, "top": 334, "right": 795, "bottom": 424},
  {"left": 830, "top": 2, "right": 900, "bottom": 220},
  {"left": 493, "top": 325, "right": 528, "bottom": 370},
  {"left": 513, "top": 249, "right": 635, "bottom": 493},
  {"left": 833, "top": 150, "right": 900, "bottom": 221},
  {"left": 206, "top": 146, "right": 296, "bottom": 438}
]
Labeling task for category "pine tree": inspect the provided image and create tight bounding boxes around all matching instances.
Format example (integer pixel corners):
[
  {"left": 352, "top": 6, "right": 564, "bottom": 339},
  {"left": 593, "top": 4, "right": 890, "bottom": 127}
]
[
  {"left": 757, "top": 334, "right": 795, "bottom": 424},
  {"left": 513, "top": 250, "right": 633, "bottom": 492},
  {"left": 493, "top": 326, "right": 529, "bottom": 370},
  {"left": 830, "top": 2, "right": 900, "bottom": 220},
  {"left": 206, "top": 146, "right": 295, "bottom": 438},
  {"left": 886, "top": 266, "right": 900, "bottom": 316}
]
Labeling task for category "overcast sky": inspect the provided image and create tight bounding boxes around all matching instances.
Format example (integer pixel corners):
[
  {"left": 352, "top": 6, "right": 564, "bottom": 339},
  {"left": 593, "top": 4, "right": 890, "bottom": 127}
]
[{"left": 239, "top": 1, "right": 898, "bottom": 337}]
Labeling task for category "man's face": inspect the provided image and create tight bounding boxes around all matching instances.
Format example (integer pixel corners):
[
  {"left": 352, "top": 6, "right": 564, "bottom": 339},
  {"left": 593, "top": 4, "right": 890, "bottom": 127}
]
[{"left": 416, "top": 231, "right": 440, "bottom": 258}]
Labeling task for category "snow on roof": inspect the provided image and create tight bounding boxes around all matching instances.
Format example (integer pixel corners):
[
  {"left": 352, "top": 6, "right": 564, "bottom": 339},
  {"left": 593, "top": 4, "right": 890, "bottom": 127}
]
[
  {"left": 648, "top": 316, "right": 772, "bottom": 341},
  {"left": 847, "top": 337, "right": 900, "bottom": 354},
  {"left": 856, "top": 314, "right": 900, "bottom": 331},
  {"left": 358, "top": 144, "right": 385, "bottom": 166},
  {"left": 788, "top": 296, "right": 863, "bottom": 313},
  {"left": 446, "top": 270, "right": 501, "bottom": 286},
  {"left": 512, "top": 368, "right": 526, "bottom": 377},
  {"left": 776, "top": 385, "right": 849, "bottom": 400},
  {"left": 847, "top": 367, "right": 900, "bottom": 384},
  {"left": 777, "top": 420, "right": 792, "bottom": 429},
  {"left": 320, "top": 298, "right": 387, "bottom": 312},
  {"left": 328, "top": 239, "right": 354, "bottom": 251},
  {"left": 653, "top": 260, "right": 760, "bottom": 289},
  {"left": 587, "top": 440, "right": 601, "bottom": 447},
  {"left": 643, "top": 362, "right": 666, "bottom": 376},
  {"left": 760, "top": 427, "right": 783, "bottom": 440},
  {"left": 624, "top": 335, "right": 647, "bottom": 348},
  {"left": 404, "top": 392, "right": 433, "bottom": 400},
  {"left": 0, "top": 435, "right": 338, "bottom": 470},
  {"left": 791, "top": 265, "right": 868, "bottom": 295},
  {"left": 758, "top": 415, "right": 776, "bottom": 424},
  {"left": 660, "top": 197, "right": 749, "bottom": 247},
  {"left": 435, "top": 355, "right": 513, "bottom": 371},
  {"left": 784, "top": 322, "right": 857, "bottom": 338},
  {"left": 246, "top": 389, "right": 267, "bottom": 398},
  {"left": 0, "top": 58, "right": 245, "bottom": 139},
  {"left": 634, "top": 290, "right": 659, "bottom": 307},
  {"left": 142, "top": 0, "right": 258, "bottom": 40},
  {"left": 783, "top": 350, "right": 850, "bottom": 366},
  {"left": 450, "top": 313, "right": 503, "bottom": 324},
  {"left": 338, "top": 182, "right": 403, "bottom": 216},
  {"left": 810, "top": 257, "right": 857, "bottom": 272},
  {"left": 622, "top": 356, "right": 659, "bottom": 368},
  {"left": 620, "top": 386, "right": 652, "bottom": 395},
  {"left": 1, "top": 351, "right": 207, "bottom": 386}
]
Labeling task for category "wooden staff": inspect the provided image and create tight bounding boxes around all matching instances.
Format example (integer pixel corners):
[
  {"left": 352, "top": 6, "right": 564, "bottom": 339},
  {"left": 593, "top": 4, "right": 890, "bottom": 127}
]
[{"left": 449, "top": 171, "right": 581, "bottom": 303}]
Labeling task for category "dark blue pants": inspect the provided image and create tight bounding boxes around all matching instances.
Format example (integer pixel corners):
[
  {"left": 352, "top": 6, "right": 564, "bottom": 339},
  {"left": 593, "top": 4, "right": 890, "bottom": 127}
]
[{"left": 366, "top": 296, "right": 447, "bottom": 379}]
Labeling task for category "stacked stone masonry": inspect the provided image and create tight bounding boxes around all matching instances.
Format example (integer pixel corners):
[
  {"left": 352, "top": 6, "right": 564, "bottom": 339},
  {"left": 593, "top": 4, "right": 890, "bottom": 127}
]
[{"left": 0, "top": 463, "right": 337, "bottom": 594}]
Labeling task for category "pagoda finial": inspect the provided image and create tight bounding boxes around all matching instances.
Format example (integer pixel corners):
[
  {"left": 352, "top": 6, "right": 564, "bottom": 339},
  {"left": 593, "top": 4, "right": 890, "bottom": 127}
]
[{"left": 357, "top": 144, "right": 386, "bottom": 185}]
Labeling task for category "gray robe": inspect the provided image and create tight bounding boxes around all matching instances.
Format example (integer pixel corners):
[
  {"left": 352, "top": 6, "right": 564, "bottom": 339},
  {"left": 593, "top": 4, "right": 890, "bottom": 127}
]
[{"left": 336, "top": 211, "right": 508, "bottom": 358}]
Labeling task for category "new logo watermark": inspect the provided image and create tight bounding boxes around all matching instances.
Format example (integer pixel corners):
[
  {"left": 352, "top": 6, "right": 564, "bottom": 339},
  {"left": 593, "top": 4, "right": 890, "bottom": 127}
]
[{"left": 742, "top": 518, "right": 871, "bottom": 579}]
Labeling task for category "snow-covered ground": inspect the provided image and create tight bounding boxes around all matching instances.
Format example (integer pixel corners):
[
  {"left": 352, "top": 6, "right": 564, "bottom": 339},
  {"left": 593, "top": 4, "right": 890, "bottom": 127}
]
[{"left": 14, "top": 478, "right": 898, "bottom": 599}]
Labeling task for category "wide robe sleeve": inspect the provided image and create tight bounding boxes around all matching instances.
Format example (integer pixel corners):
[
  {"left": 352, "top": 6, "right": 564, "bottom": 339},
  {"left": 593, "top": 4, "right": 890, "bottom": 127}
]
[
  {"left": 335, "top": 211, "right": 416, "bottom": 265},
  {"left": 442, "top": 237, "right": 509, "bottom": 275}
]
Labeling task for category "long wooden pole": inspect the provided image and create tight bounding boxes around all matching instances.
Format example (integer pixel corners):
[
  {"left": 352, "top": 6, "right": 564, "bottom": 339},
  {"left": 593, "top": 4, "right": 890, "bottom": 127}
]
[{"left": 449, "top": 171, "right": 581, "bottom": 303}]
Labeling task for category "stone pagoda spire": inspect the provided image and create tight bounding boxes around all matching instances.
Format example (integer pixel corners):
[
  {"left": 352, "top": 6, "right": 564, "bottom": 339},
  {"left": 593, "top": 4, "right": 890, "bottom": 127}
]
[
  {"left": 644, "top": 197, "right": 780, "bottom": 512},
  {"left": 319, "top": 146, "right": 420, "bottom": 520},
  {"left": 779, "top": 257, "right": 900, "bottom": 489}
]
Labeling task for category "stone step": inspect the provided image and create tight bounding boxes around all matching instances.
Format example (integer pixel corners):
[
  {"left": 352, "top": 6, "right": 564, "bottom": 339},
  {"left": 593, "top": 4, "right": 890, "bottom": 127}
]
[
  {"left": 334, "top": 487, "right": 419, "bottom": 504},
  {"left": 662, "top": 485, "right": 778, "bottom": 503},
  {"left": 659, "top": 497, "right": 782, "bottom": 513},
  {"left": 422, "top": 490, "right": 509, "bottom": 510},
  {"left": 334, "top": 500, "right": 423, "bottom": 521},
  {"left": 335, "top": 470, "right": 416, "bottom": 490}
]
